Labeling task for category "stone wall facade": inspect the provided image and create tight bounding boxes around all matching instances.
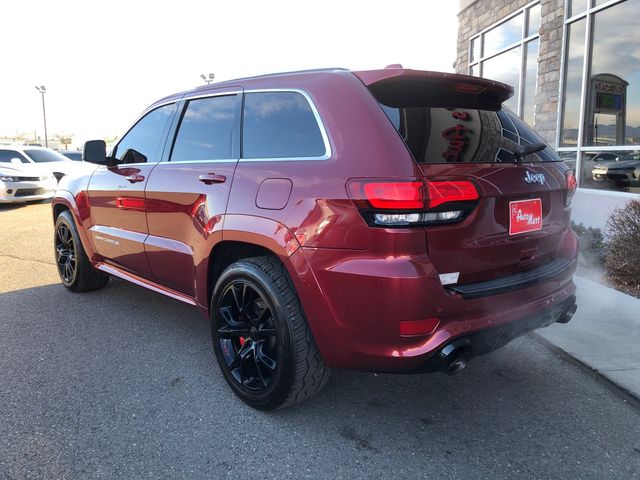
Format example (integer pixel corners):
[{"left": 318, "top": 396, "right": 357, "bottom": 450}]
[{"left": 455, "top": 0, "right": 566, "bottom": 145}]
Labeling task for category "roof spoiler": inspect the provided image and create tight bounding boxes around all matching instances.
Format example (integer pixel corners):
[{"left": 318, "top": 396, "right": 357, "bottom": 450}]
[{"left": 353, "top": 69, "right": 514, "bottom": 111}]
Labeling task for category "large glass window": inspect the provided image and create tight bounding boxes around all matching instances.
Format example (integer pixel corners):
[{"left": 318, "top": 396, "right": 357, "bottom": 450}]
[
  {"left": 242, "top": 92, "right": 326, "bottom": 159},
  {"left": 559, "top": 0, "right": 640, "bottom": 194},
  {"left": 468, "top": 2, "right": 540, "bottom": 125},
  {"left": 586, "top": 0, "right": 640, "bottom": 147},
  {"left": 482, "top": 47, "right": 522, "bottom": 112},
  {"left": 171, "top": 95, "right": 237, "bottom": 162},
  {"left": 114, "top": 103, "right": 177, "bottom": 164},
  {"left": 522, "top": 39, "right": 540, "bottom": 126},
  {"left": 559, "top": 19, "right": 586, "bottom": 147},
  {"left": 483, "top": 14, "right": 524, "bottom": 58}
]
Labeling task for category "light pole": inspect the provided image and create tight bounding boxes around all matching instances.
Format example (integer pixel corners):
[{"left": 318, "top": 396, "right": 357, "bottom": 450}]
[
  {"left": 35, "top": 85, "right": 48, "bottom": 147},
  {"left": 200, "top": 73, "right": 215, "bottom": 85}
]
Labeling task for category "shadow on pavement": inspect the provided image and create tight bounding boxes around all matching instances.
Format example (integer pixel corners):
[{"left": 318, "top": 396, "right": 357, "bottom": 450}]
[{"left": 1, "top": 279, "right": 638, "bottom": 479}]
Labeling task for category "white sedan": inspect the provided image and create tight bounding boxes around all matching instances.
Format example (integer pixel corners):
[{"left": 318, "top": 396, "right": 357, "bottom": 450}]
[
  {"left": 0, "top": 163, "right": 57, "bottom": 203},
  {"left": 0, "top": 145, "right": 91, "bottom": 181}
]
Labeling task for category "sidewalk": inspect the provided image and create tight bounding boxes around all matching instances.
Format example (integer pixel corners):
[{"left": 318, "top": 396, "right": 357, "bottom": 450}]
[{"left": 534, "top": 275, "right": 640, "bottom": 407}]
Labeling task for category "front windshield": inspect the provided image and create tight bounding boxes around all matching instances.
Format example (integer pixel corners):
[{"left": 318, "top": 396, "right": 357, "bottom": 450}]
[{"left": 24, "top": 149, "right": 69, "bottom": 163}]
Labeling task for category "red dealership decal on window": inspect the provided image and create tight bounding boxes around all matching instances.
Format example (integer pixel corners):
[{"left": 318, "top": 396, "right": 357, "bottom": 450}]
[{"left": 442, "top": 111, "right": 472, "bottom": 162}]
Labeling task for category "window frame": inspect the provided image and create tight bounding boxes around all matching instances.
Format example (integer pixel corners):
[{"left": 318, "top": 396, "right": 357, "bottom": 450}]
[
  {"left": 239, "top": 88, "right": 332, "bottom": 162},
  {"left": 468, "top": 1, "right": 541, "bottom": 119},
  {"left": 166, "top": 91, "right": 242, "bottom": 164},
  {"left": 111, "top": 101, "right": 180, "bottom": 166},
  {"left": 556, "top": 0, "right": 638, "bottom": 192}
]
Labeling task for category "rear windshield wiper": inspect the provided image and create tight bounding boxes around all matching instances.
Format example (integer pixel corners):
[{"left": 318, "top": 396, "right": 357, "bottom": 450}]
[{"left": 515, "top": 142, "right": 546, "bottom": 162}]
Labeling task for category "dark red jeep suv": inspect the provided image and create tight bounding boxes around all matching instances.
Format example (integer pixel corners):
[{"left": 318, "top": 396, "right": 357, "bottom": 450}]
[{"left": 52, "top": 67, "right": 578, "bottom": 410}]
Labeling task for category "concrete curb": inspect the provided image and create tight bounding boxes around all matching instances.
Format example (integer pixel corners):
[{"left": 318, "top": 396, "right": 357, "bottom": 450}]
[{"left": 531, "top": 332, "right": 640, "bottom": 412}]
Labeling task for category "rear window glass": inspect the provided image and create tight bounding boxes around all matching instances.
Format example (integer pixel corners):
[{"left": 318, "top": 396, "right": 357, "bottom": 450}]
[
  {"left": 380, "top": 105, "right": 560, "bottom": 163},
  {"left": 242, "top": 91, "right": 326, "bottom": 159}
]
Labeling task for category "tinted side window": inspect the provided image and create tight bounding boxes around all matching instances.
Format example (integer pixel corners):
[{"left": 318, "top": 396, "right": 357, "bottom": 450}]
[
  {"left": 171, "top": 95, "right": 237, "bottom": 161},
  {"left": 114, "top": 103, "right": 177, "bottom": 164},
  {"left": 0, "top": 150, "right": 29, "bottom": 163},
  {"left": 242, "top": 92, "right": 326, "bottom": 159}
]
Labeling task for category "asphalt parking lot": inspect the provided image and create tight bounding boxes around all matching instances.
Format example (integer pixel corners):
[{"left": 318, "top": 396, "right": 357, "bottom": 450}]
[{"left": 1, "top": 202, "right": 639, "bottom": 479}]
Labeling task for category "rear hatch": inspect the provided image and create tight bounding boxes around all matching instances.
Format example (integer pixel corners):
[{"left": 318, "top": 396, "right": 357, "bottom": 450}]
[{"left": 355, "top": 68, "right": 573, "bottom": 284}]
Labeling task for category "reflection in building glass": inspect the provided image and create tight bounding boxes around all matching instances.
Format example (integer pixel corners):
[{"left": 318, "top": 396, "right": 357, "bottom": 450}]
[
  {"left": 559, "top": 19, "right": 586, "bottom": 147},
  {"left": 483, "top": 13, "right": 523, "bottom": 58},
  {"left": 586, "top": 74, "right": 628, "bottom": 146},
  {"left": 483, "top": 46, "right": 521, "bottom": 112},
  {"left": 523, "top": 39, "right": 539, "bottom": 126}
]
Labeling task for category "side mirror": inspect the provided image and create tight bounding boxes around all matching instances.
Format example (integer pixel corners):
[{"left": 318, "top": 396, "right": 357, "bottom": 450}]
[
  {"left": 83, "top": 140, "right": 108, "bottom": 164},
  {"left": 10, "top": 158, "right": 22, "bottom": 166}
]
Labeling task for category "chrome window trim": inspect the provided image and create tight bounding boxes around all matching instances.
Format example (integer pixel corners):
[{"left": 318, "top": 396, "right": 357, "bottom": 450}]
[
  {"left": 240, "top": 88, "right": 332, "bottom": 162},
  {"left": 158, "top": 158, "right": 238, "bottom": 164}
]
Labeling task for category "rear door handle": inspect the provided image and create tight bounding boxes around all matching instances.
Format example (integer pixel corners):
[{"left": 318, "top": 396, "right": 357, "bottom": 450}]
[
  {"left": 198, "top": 173, "right": 227, "bottom": 185},
  {"left": 125, "top": 174, "right": 145, "bottom": 183}
]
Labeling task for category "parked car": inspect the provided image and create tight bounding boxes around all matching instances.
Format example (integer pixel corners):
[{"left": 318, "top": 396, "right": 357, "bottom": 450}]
[
  {"left": 0, "top": 162, "right": 57, "bottom": 203},
  {"left": 51, "top": 67, "right": 578, "bottom": 410},
  {"left": 59, "top": 150, "right": 83, "bottom": 161},
  {"left": 0, "top": 146, "right": 80, "bottom": 181},
  {"left": 590, "top": 152, "right": 640, "bottom": 184}
]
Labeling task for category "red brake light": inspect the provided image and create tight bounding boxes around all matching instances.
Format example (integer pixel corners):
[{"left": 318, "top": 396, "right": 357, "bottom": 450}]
[
  {"left": 565, "top": 171, "right": 577, "bottom": 207},
  {"left": 455, "top": 82, "right": 486, "bottom": 94},
  {"left": 358, "top": 181, "right": 426, "bottom": 210},
  {"left": 427, "top": 181, "right": 479, "bottom": 208},
  {"left": 566, "top": 171, "right": 577, "bottom": 192},
  {"left": 347, "top": 178, "right": 480, "bottom": 227}
]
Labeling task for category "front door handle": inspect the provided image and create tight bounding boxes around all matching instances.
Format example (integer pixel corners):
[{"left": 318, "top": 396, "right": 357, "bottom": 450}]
[
  {"left": 198, "top": 173, "right": 227, "bottom": 185},
  {"left": 125, "top": 174, "right": 145, "bottom": 183}
]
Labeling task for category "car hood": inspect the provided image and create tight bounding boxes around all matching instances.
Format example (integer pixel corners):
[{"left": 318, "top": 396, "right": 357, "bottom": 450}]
[
  {"left": 0, "top": 163, "right": 52, "bottom": 177},
  {"left": 604, "top": 160, "right": 640, "bottom": 170},
  {"left": 30, "top": 160, "right": 96, "bottom": 177}
]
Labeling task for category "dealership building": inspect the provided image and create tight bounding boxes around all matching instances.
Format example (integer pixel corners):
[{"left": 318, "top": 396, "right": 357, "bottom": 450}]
[{"left": 455, "top": 0, "right": 639, "bottom": 228}]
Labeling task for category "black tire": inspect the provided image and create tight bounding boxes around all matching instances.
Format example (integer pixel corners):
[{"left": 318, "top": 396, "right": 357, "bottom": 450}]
[
  {"left": 211, "top": 255, "right": 330, "bottom": 410},
  {"left": 54, "top": 210, "right": 109, "bottom": 292}
]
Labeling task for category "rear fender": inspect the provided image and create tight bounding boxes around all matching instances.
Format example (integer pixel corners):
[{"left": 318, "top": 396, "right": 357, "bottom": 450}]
[{"left": 196, "top": 214, "right": 300, "bottom": 310}]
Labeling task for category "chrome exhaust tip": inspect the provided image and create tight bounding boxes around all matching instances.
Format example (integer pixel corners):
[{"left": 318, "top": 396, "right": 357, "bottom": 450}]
[{"left": 445, "top": 354, "right": 468, "bottom": 376}]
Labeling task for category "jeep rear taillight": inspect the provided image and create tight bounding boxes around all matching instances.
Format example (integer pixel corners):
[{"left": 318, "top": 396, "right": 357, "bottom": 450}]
[
  {"left": 362, "top": 181, "right": 426, "bottom": 210},
  {"left": 428, "top": 181, "right": 479, "bottom": 208},
  {"left": 347, "top": 178, "right": 479, "bottom": 227},
  {"left": 565, "top": 171, "right": 577, "bottom": 207}
]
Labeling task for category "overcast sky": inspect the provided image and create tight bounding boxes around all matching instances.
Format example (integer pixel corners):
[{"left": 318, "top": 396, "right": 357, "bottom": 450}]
[{"left": 0, "top": 0, "right": 459, "bottom": 148}]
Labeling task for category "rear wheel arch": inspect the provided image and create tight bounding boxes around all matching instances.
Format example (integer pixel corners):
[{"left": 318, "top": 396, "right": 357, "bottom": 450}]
[
  {"left": 52, "top": 202, "right": 69, "bottom": 222},
  {"left": 207, "top": 241, "right": 276, "bottom": 306}
]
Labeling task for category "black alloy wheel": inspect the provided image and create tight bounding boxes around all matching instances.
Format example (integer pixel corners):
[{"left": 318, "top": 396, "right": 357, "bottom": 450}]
[
  {"left": 55, "top": 221, "right": 77, "bottom": 284},
  {"left": 217, "top": 279, "right": 279, "bottom": 391},
  {"left": 211, "top": 256, "right": 330, "bottom": 410},
  {"left": 53, "top": 210, "right": 109, "bottom": 292}
]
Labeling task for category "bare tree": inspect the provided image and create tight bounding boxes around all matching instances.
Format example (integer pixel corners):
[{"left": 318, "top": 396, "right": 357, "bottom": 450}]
[
  {"left": 12, "top": 132, "right": 29, "bottom": 144},
  {"left": 54, "top": 133, "right": 74, "bottom": 150}
]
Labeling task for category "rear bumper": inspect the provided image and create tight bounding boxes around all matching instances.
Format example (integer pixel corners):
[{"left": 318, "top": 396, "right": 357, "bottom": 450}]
[
  {"left": 287, "top": 238, "right": 578, "bottom": 371},
  {"left": 414, "top": 293, "right": 577, "bottom": 373}
]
